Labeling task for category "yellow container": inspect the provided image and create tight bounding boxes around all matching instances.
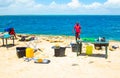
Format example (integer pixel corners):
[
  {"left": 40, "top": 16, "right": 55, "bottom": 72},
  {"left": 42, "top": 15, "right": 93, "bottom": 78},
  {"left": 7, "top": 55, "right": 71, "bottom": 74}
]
[
  {"left": 26, "top": 48, "right": 34, "bottom": 58},
  {"left": 86, "top": 45, "right": 93, "bottom": 55}
]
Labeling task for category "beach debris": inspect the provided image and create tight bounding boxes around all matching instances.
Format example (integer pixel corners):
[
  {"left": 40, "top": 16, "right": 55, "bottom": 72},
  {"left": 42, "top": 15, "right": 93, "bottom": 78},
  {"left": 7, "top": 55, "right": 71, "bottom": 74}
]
[
  {"left": 23, "top": 57, "right": 50, "bottom": 64},
  {"left": 34, "top": 58, "right": 50, "bottom": 64},
  {"left": 17, "top": 35, "right": 29, "bottom": 38},
  {"left": 38, "top": 48, "right": 44, "bottom": 52},
  {"left": 89, "top": 61, "right": 94, "bottom": 64},
  {"left": 72, "top": 63, "right": 79, "bottom": 66},
  {"left": 95, "top": 47, "right": 101, "bottom": 50},
  {"left": 106, "top": 61, "right": 111, "bottom": 63},
  {"left": 18, "top": 35, "right": 38, "bottom": 42},
  {"left": 49, "top": 39, "right": 64, "bottom": 43},
  {"left": 112, "top": 44, "right": 119, "bottom": 49},
  {"left": 109, "top": 44, "right": 119, "bottom": 51},
  {"left": 44, "top": 36, "right": 64, "bottom": 43},
  {"left": 109, "top": 47, "right": 115, "bottom": 51},
  {"left": 23, "top": 57, "right": 33, "bottom": 62}
]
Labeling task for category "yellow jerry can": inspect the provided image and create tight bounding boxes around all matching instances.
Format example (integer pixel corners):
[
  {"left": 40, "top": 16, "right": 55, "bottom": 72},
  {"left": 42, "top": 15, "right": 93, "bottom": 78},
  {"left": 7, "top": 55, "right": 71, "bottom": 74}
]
[
  {"left": 26, "top": 48, "right": 34, "bottom": 58},
  {"left": 86, "top": 45, "right": 93, "bottom": 55}
]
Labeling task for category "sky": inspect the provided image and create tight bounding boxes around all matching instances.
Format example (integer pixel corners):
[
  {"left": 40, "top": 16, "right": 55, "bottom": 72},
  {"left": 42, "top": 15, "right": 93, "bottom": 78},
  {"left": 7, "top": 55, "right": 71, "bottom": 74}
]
[{"left": 0, "top": 0, "right": 120, "bottom": 15}]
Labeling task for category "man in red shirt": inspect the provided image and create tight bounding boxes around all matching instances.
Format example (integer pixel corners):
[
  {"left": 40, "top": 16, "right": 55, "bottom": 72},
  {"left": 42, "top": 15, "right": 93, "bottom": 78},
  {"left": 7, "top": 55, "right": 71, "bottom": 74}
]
[
  {"left": 74, "top": 23, "right": 81, "bottom": 41},
  {"left": 9, "top": 28, "right": 17, "bottom": 39}
]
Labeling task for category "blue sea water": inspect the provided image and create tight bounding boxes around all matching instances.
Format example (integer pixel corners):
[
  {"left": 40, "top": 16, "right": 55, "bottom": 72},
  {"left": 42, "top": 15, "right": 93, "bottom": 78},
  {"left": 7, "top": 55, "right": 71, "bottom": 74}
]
[{"left": 0, "top": 15, "right": 120, "bottom": 40}]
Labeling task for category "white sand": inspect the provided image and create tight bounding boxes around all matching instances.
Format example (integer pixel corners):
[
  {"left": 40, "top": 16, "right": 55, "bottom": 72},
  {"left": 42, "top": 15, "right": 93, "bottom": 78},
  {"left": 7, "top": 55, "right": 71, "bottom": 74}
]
[{"left": 0, "top": 35, "right": 120, "bottom": 78}]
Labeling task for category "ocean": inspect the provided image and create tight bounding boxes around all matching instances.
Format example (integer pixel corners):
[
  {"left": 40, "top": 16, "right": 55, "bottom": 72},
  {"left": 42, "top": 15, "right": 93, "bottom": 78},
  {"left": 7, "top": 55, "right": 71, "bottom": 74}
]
[{"left": 0, "top": 15, "right": 120, "bottom": 40}]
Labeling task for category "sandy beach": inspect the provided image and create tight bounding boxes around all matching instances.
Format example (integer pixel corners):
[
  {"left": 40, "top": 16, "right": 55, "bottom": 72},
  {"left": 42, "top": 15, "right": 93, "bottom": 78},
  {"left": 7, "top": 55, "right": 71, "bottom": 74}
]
[{"left": 0, "top": 34, "right": 120, "bottom": 78}]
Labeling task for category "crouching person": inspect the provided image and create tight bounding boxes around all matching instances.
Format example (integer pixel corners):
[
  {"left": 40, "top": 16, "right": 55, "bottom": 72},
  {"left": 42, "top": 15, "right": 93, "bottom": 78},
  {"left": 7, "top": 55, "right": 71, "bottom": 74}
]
[
  {"left": 9, "top": 28, "right": 17, "bottom": 39},
  {"left": 4, "top": 27, "right": 17, "bottom": 39}
]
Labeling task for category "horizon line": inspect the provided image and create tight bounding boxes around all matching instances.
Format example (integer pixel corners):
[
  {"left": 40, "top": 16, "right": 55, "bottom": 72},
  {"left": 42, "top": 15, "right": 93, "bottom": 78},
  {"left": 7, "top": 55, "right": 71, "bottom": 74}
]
[{"left": 0, "top": 14, "right": 120, "bottom": 16}]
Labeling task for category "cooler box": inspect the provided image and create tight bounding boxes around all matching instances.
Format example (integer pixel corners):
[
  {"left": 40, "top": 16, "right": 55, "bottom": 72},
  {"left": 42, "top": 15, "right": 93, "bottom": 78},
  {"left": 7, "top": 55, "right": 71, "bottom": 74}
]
[
  {"left": 54, "top": 47, "right": 66, "bottom": 57},
  {"left": 26, "top": 48, "right": 34, "bottom": 58},
  {"left": 16, "top": 47, "right": 27, "bottom": 58},
  {"left": 86, "top": 45, "right": 93, "bottom": 55}
]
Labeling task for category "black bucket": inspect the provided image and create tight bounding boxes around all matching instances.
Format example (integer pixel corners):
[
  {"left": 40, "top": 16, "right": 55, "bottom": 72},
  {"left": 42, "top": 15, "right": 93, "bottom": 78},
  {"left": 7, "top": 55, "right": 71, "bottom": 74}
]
[
  {"left": 16, "top": 47, "right": 27, "bottom": 58},
  {"left": 71, "top": 44, "right": 78, "bottom": 52},
  {"left": 54, "top": 47, "right": 66, "bottom": 57},
  {"left": 71, "top": 43, "right": 82, "bottom": 52}
]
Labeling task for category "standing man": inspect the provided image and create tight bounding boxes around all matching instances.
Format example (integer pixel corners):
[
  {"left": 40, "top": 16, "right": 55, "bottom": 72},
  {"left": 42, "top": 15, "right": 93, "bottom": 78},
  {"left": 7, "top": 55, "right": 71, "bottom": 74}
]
[{"left": 73, "top": 22, "right": 81, "bottom": 42}]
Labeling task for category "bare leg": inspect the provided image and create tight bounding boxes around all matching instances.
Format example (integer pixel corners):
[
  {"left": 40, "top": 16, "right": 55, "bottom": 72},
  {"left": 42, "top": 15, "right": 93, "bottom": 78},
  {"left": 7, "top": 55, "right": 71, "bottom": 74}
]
[
  {"left": 14, "top": 34, "right": 17, "bottom": 39},
  {"left": 78, "top": 33, "right": 80, "bottom": 40},
  {"left": 75, "top": 33, "right": 77, "bottom": 42}
]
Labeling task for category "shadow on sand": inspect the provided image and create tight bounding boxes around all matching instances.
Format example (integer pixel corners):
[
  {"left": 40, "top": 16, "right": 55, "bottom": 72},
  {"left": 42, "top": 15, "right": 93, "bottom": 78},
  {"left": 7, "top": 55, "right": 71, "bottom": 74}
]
[
  {"left": 78, "top": 53, "right": 106, "bottom": 58},
  {"left": 0, "top": 44, "right": 18, "bottom": 48}
]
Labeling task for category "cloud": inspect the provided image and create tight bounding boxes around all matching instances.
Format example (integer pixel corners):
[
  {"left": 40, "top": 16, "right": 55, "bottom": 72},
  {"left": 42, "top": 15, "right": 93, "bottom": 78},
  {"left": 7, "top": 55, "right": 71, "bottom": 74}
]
[
  {"left": 67, "top": 0, "right": 120, "bottom": 9},
  {"left": 67, "top": 0, "right": 82, "bottom": 8},
  {"left": 0, "top": 0, "right": 120, "bottom": 15},
  {"left": 49, "top": 1, "right": 59, "bottom": 8},
  {"left": 10, "top": 0, "right": 43, "bottom": 8},
  {"left": 102, "top": 0, "right": 120, "bottom": 14},
  {"left": 104, "top": 0, "right": 120, "bottom": 8},
  {"left": 0, "top": 0, "right": 14, "bottom": 7},
  {"left": 83, "top": 2, "right": 102, "bottom": 9},
  {"left": 0, "top": 0, "right": 44, "bottom": 15}
]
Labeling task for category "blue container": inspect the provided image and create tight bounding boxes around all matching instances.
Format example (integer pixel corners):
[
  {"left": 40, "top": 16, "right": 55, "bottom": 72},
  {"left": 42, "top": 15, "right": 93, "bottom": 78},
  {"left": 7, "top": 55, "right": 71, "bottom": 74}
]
[{"left": 3, "top": 33, "right": 10, "bottom": 38}]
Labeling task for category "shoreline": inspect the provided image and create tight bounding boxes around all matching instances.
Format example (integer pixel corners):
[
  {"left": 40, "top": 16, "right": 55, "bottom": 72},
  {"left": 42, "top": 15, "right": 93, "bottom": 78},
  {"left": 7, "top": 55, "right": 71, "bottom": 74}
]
[
  {"left": 17, "top": 33, "right": 120, "bottom": 42},
  {"left": 1, "top": 32, "right": 120, "bottom": 42}
]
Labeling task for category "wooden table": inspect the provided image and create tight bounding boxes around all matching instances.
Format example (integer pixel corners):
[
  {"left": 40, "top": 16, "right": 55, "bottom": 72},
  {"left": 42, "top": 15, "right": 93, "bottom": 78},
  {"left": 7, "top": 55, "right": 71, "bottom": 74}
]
[
  {"left": 0, "top": 35, "right": 14, "bottom": 48},
  {"left": 93, "top": 42, "right": 109, "bottom": 59}
]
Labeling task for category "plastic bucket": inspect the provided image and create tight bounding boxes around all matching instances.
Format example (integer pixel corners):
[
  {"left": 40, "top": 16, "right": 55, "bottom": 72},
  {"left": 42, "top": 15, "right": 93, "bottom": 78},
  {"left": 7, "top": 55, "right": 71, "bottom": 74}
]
[
  {"left": 71, "top": 43, "right": 82, "bottom": 52},
  {"left": 54, "top": 47, "right": 66, "bottom": 57},
  {"left": 86, "top": 45, "right": 93, "bottom": 55},
  {"left": 71, "top": 44, "right": 78, "bottom": 52},
  {"left": 26, "top": 48, "right": 34, "bottom": 58},
  {"left": 16, "top": 47, "right": 27, "bottom": 58}
]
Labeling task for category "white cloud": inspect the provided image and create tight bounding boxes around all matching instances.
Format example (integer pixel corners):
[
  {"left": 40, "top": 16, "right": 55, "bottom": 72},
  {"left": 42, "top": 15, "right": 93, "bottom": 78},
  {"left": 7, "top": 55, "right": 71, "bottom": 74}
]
[
  {"left": 104, "top": 0, "right": 120, "bottom": 8},
  {"left": 67, "top": 0, "right": 82, "bottom": 8},
  {"left": 50, "top": 1, "right": 57, "bottom": 6},
  {"left": 83, "top": 2, "right": 102, "bottom": 9},
  {"left": 0, "top": 0, "right": 120, "bottom": 15},
  {"left": 0, "top": 0, "right": 44, "bottom": 15},
  {"left": 11, "top": 0, "right": 42, "bottom": 8},
  {"left": 0, "top": 0, "right": 14, "bottom": 7},
  {"left": 49, "top": 1, "right": 58, "bottom": 8}
]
